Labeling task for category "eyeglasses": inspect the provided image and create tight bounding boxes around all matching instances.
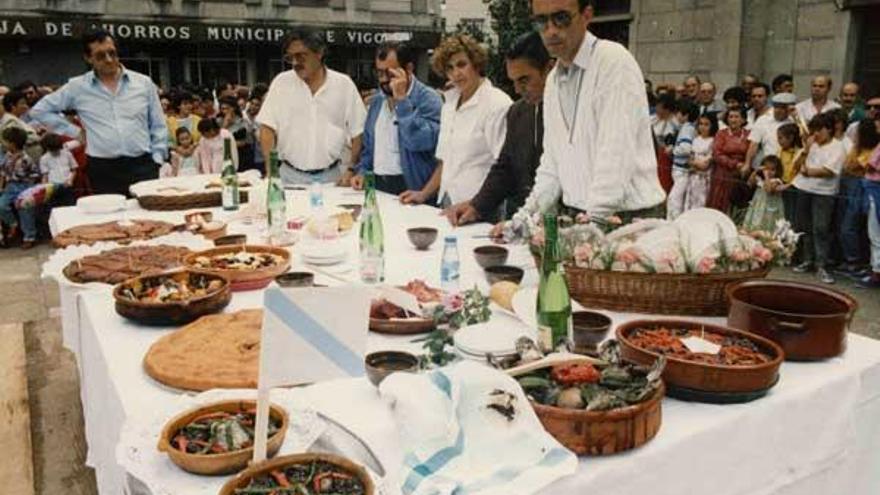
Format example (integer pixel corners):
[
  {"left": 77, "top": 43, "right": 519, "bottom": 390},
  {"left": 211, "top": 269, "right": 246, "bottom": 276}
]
[
  {"left": 92, "top": 49, "right": 118, "bottom": 61},
  {"left": 867, "top": 105, "right": 880, "bottom": 111},
  {"left": 531, "top": 10, "right": 577, "bottom": 31},
  {"left": 282, "top": 53, "right": 307, "bottom": 66}
]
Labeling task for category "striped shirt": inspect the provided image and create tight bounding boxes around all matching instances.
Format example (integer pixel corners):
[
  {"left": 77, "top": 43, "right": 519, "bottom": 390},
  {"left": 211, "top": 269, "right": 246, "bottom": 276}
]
[{"left": 672, "top": 122, "right": 696, "bottom": 168}]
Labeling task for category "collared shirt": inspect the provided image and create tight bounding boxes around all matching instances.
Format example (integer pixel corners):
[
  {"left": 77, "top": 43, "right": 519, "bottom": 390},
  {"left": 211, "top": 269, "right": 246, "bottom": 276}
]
[
  {"left": 30, "top": 68, "right": 168, "bottom": 164},
  {"left": 256, "top": 68, "right": 366, "bottom": 171},
  {"left": 435, "top": 78, "right": 512, "bottom": 205},
  {"left": 373, "top": 99, "right": 402, "bottom": 176},
  {"left": 519, "top": 31, "right": 665, "bottom": 218},
  {"left": 795, "top": 98, "right": 841, "bottom": 123},
  {"left": 747, "top": 106, "right": 770, "bottom": 128},
  {"left": 748, "top": 114, "right": 793, "bottom": 166}
]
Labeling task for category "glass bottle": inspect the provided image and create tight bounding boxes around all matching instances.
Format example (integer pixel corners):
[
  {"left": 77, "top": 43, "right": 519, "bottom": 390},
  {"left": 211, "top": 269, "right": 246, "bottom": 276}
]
[{"left": 536, "top": 214, "right": 572, "bottom": 353}]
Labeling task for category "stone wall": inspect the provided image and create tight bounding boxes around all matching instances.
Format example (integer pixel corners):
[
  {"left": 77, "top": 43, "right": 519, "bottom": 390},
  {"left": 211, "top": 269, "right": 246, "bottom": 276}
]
[{"left": 630, "top": 0, "right": 856, "bottom": 99}]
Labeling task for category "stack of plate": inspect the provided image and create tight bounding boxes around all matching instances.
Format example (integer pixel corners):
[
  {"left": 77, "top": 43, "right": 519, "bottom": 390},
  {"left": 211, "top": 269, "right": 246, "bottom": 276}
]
[
  {"left": 300, "top": 241, "right": 348, "bottom": 266},
  {"left": 452, "top": 321, "right": 531, "bottom": 362}
]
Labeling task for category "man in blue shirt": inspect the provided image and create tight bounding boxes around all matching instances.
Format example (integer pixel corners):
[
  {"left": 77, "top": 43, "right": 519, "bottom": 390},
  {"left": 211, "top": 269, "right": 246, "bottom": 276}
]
[
  {"left": 31, "top": 30, "right": 168, "bottom": 196},
  {"left": 350, "top": 42, "right": 442, "bottom": 195}
]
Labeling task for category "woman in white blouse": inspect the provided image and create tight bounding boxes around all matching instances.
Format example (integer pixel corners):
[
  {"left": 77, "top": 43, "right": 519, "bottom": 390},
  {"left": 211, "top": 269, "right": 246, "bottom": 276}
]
[{"left": 399, "top": 35, "right": 512, "bottom": 206}]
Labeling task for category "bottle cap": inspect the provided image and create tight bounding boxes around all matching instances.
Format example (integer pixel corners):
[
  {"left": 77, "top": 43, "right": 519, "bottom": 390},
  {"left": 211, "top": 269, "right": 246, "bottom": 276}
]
[{"left": 444, "top": 235, "right": 457, "bottom": 243}]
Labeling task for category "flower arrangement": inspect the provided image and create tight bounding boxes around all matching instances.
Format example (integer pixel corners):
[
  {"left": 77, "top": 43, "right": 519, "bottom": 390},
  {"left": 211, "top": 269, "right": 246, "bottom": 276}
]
[{"left": 415, "top": 286, "right": 492, "bottom": 368}]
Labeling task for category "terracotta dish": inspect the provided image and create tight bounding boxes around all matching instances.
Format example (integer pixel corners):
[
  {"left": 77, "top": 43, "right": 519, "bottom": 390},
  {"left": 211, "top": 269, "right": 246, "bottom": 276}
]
[
  {"left": 184, "top": 245, "right": 291, "bottom": 291},
  {"left": 113, "top": 270, "right": 231, "bottom": 325},
  {"left": 218, "top": 453, "right": 375, "bottom": 495},
  {"left": 63, "top": 245, "right": 192, "bottom": 285}
]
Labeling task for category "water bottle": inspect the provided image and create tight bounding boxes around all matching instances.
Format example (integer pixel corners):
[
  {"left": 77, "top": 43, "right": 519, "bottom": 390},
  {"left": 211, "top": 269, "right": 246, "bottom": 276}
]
[
  {"left": 308, "top": 178, "right": 324, "bottom": 209},
  {"left": 440, "top": 235, "right": 460, "bottom": 293}
]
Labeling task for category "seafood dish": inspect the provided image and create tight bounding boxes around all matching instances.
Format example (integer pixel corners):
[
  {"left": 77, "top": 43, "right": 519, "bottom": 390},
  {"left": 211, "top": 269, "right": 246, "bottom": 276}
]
[
  {"left": 170, "top": 409, "right": 281, "bottom": 456},
  {"left": 625, "top": 326, "right": 773, "bottom": 366},
  {"left": 117, "top": 271, "right": 225, "bottom": 304},
  {"left": 190, "top": 250, "right": 285, "bottom": 271},
  {"left": 233, "top": 459, "right": 368, "bottom": 495}
]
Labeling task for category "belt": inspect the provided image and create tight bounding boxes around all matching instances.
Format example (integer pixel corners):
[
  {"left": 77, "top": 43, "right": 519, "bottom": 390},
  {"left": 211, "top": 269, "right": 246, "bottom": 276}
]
[{"left": 281, "top": 159, "right": 340, "bottom": 175}]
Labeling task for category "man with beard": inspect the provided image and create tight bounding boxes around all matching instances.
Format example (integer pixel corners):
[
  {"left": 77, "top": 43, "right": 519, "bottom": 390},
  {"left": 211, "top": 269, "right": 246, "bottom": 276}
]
[
  {"left": 257, "top": 30, "right": 366, "bottom": 185},
  {"left": 444, "top": 31, "right": 553, "bottom": 225},
  {"left": 350, "top": 42, "right": 442, "bottom": 195}
]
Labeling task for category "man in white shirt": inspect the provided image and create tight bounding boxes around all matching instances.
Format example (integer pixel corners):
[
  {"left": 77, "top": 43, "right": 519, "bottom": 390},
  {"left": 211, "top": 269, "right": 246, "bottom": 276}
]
[
  {"left": 256, "top": 30, "right": 366, "bottom": 185},
  {"left": 794, "top": 75, "right": 841, "bottom": 124},
  {"left": 746, "top": 82, "right": 771, "bottom": 127},
  {"left": 744, "top": 92, "right": 796, "bottom": 169},
  {"left": 498, "top": 0, "right": 664, "bottom": 233}
]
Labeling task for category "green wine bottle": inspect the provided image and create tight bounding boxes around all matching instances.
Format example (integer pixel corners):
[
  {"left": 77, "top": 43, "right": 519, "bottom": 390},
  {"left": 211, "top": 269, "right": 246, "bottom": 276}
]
[
  {"left": 266, "top": 150, "right": 286, "bottom": 236},
  {"left": 536, "top": 213, "right": 572, "bottom": 353},
  {"left": 220, "top": 137, "right": 239, "bottom": 211},
  {"left": 359, "top": 172, "right": 384, "bottom": 283}
]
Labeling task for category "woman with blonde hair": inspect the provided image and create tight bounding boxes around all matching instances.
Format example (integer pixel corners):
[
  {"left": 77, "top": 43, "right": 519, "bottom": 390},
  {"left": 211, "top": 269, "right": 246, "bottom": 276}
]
[{"left": 399, "top": 34, "right": 512, "bottom": 207}]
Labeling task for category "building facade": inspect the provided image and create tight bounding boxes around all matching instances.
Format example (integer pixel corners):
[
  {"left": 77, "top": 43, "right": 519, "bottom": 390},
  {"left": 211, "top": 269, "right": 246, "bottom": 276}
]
[
  {"left": 628, "top": 0, "right": 880, "bottom": 99},
  {"left": 0, "top": 0, "right": 443, "bottom": 89}
]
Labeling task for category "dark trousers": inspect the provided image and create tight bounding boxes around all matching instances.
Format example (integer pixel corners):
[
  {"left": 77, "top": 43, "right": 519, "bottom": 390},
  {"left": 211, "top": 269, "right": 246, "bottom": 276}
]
[
  {"left": 782, "top": 186, "right": 799, "bottom": 227},
  {"left": 87, "top": 154, "right": 158, "bottom": 197},
  {"left": 375, "top": 174, "right": 407, "bottom": 196},
  {"left": 838, "top": 175, "right": 867, "bottom": 265},
  {"left": 795, "top": 188, "right": 836, "bottom": 268}
]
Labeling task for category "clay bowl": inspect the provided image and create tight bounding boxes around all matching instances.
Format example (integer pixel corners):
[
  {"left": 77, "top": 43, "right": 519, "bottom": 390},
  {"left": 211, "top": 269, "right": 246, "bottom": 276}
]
[
  {"left": 407, "top": 227, "right": 439, "bottom": 250},
  {"left": 275, "top": 271, "right": 315, "bottom": 288},
  {"left": 157, "top": 400, "right": 288, "bottom": 476},
  {"left": 214, "top": 234, "right": 247, "bottom": 247},
  {"left": 485, "top": 265, "right": 524, "bottom": 285},
  {"left": 219, "top": 453, "right": 375, "bottom": 495},
  {"left": 364, "top": 350, "right": 420, "bottom": 387},
  {"left": 616, "top": 319, "right": 784, "bottom": 397},
  {"left": 571, "top": 311, "right": 613, "bottom": 354},
  {"left": 727, "top": 279, "right": 857, "bottom": 361},
  {"left": 473, "top": 245, "right": 509, "bottom": 269},
  {"left": 184, "top": 245, "right": 291, "bottom": 291},
  {"left": 113, "top": 270, "right": 231, "bottom": 326}
]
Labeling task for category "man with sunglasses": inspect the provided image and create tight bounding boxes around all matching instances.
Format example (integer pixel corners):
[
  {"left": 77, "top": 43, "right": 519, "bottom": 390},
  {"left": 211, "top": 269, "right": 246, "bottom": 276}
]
[
  {"left": 31, "top": 30, "right": 168, "bottom": 196},
  {"left": 349, "top": 42, "right": 442, "bottom": 195},
  {"left": 846, "top": 94, "right": 880, "bottom": 141},
  {"left": 257, "top": 30, "right": 366, "bottom": 185},
  {"left": 497, "top": 0, "right": 664, "bottom": 234}
]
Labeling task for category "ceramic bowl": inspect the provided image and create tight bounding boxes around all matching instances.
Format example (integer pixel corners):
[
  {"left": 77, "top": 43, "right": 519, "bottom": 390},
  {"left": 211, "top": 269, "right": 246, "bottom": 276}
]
[
  {"left": 214, "top": 234, "right": 247, "bottom": 247},
  {"left": 364, "top": 351, "right": 420, "bottom": 387},
  {"left": 571, "top": 311, "right": 613, "bottom": 353},
  {"left": 485, "top": 265, "right": 524, "bottom": 285},
  {"left": 473, "top": 245, "right": 509, "bottom": 269},
  {"left": 219, "top": 453, "right": 375, "bottom": 495},
  {"left": 275, "top": 271, "right": 315, "bottom": 288},
  {"left": 407, "top": 227, "right": 439, "bottom": 250}
]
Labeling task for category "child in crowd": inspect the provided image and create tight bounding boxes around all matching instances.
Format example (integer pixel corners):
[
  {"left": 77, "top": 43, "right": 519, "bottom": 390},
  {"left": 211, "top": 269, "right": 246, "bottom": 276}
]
[
  {"left": 0, "top": 127, "right": 41, "bottom": 248},
  {"left": 38, "top": 133, "right": 77, "bottom": 188},
  {"left": 171, "top": 127, "right": 199, "bottom": 176},
  {"left": 792, "top": 112, "right": 846, "bottom": 284},
  {"left": 743, "top": 155, "right": 787, "bottom": 232},
  {"left": 667, "top": 100, "right": 700, "bottom": 219},
  {"left": 684, "top": 113, "right": 718, "bottom": 211},
  {"left": 776, "top": 123, "right": 803, "bottom": 226},
  {"left": 195, "top": 117, "right": 238, "bottom": 174}
]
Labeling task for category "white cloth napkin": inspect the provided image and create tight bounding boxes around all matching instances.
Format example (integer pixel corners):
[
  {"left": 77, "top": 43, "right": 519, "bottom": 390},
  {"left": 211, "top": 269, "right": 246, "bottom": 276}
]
[{"left": 379, "top": 361, "right": 577, "bottom": 495}]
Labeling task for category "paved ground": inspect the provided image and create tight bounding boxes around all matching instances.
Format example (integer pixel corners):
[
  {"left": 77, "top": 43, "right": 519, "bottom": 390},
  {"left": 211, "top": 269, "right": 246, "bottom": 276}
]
[{"left": 0, "top": 243, "right": 877, "bottom": 495}]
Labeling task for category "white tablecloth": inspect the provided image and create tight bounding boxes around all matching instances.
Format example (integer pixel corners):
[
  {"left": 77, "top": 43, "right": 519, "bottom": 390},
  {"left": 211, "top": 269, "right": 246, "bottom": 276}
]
[{"left": 48, "top": 189, "right": 880, "bottom": 495}]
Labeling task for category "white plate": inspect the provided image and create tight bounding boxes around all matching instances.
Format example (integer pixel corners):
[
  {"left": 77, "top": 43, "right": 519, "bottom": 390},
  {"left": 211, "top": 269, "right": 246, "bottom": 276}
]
[
  {"left": 453, "top": 320, "right": 532, "bottom": 356},
  {"left": 76, "top": 194, "right": 127, "bottom": 214},
  {"left": 302, "top": 252, "right": 348, "bottom": 266}
]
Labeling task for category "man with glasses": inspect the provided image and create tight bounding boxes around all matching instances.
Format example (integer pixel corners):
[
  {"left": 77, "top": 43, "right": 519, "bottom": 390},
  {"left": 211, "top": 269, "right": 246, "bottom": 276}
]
[
  {"left": 257, "top": 30, "right": 366, "bottom": 185},
  {"left": 848, "top": 95, "right": 880, "bottom": 141},
  {"left": 349, "top": 42, "right": 442, "bottom": 195},
  {"left": 31, "top": 30, "right": 168, "bottom": 196},
  {"left": 498, "top": 0, "right": 664, "bottom": 232}
]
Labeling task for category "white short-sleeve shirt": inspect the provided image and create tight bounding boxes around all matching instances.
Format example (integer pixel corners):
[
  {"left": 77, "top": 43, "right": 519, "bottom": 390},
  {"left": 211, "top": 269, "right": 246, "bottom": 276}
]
[
  {"left": 748, "top": 114, "right": 791, "bottom": 162},
  {"left": 795, "top": 99, "right": 841, "bottom": 124},
  {"left": 435, "top": 78, "right": 511, "bottom": 205},
  {"left": 793, "top": 139, "right": 845, "bottom": 196},
  {"left": 256, "top": 68, "right": 366, "bottom": 171}
]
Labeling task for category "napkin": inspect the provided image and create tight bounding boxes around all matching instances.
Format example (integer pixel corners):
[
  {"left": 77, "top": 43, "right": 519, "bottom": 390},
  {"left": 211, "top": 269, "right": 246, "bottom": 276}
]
[{"left": 379, "top": 361, "right": 577, "bottom": 495}]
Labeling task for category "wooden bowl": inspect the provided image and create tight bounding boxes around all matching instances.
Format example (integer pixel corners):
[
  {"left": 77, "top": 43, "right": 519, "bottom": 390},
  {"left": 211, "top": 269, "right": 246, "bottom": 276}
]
[
  {"left": 184, "top": 245, "right": 291, "bottom": 291},
  {"left": 473, "top": 245, "right": 509, "bottom": 269},
  {"left": 218, "top": 453, "right": 375, "bottom": 495},
  {"left": 531, "top": 381, "right": 664, "bottom": 456},
  {"left": 616, "top": 319, "right": 784, "bottom": 395},
  {"left": 113, "top": 270, "right": 231, "bottom": 326},
  {"left": 157, "top": 400, "right": 288, "bottom": 476},
  {"left": 365, "top": 350, "right": 419, "bottom": 387}
]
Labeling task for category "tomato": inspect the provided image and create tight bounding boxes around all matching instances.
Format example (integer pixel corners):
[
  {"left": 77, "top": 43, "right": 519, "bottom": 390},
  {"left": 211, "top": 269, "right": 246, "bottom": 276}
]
[{"left": 550, "top": 363, "right": 601, "bottom": 385}]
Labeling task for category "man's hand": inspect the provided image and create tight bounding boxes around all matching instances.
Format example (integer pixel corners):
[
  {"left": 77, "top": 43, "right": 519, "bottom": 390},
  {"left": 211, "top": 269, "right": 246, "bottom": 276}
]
[
  {"left": 399, "top": 189, "right": 428, "bottom": 205},
  {"left": 389, "top": 68, "right": 409, "bottom": 102},
  {"left": 350, "top": 174, "right": 364, "bottom": 190},
  {"left": 489, "top": 221, "right": 506, "bottom": 240},
  {"left": 337, "top": 168, "right": 354, "bottom": 187},
  {"left": 443, "top": 201, "right": 480, "bottom": 226}
]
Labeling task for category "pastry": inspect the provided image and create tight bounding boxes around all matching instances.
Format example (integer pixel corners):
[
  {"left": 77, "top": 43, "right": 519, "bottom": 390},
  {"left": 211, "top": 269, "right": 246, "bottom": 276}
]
[
  {"left": 53, "top": 220, "right": 175, "bottom": 248},
  {"left": 63, "top": 245, "right": 192, "bottom": 285},
  {"left": 143, "top": 309, "right": 262, "bottom": 391}
]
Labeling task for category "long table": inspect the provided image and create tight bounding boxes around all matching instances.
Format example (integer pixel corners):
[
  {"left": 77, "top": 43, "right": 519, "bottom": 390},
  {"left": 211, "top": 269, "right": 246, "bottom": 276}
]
[{"left": 47, "top": 188, "right": 880, "bottom": 495}]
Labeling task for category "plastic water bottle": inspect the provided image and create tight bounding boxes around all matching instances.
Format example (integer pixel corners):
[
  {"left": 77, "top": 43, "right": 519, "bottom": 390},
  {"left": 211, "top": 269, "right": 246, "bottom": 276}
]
[
  {"left": 309, "top": 178, "right": 324, "bottom": 209},
  {"left": 440, "top": 235, "right": 460, "bottom": 293}
]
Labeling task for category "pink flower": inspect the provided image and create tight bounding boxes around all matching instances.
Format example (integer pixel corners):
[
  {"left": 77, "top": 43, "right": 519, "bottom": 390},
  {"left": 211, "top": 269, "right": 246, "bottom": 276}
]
[
  {"left": 574, "top": 244, "right": 594, "bottom": 265},
  {"left": 575, "top": 212, "right": 591, "bottom": 224},
  {"left": 531, "top": 231, "right": 545, "bottom": 247},
  {"left": 731, "top": 249, "right": 750, "bottom": 263},
  {"left": 752, "top": 245, "right": 773, "bottom": 263},
  {"left": 442, "top": 293, "right": 463, "bottom": 312},
  {"left": 697, "top": 256, "right": 717, "bottom": 274},
  {"left": 658, "top": 250, "right": 679, "bottom": 271},
  {"left": 616, "top": 246, "right": 641, "bottom": 266},
  {"left": 607, "top": 215, "right": 623, "bottom": 226}
]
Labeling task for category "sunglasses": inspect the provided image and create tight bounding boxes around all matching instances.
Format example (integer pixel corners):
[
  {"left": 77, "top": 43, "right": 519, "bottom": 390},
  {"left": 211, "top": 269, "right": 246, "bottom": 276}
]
[
  {"left": 868, "top": 104, "right": 880, "bottom": 111},
  {"left": 531, "top": 10, "right": 578, "bottom": 31}
]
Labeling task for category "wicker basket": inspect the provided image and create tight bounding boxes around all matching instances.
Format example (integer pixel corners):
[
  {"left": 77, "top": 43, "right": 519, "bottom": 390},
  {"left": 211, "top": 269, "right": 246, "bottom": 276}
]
[
  {"left": 532, "top": 382, "right": 664, "bottom": 456},
  {"left": 563, "top": 264, "right": 770, "bottom": 316},
  {"left": 136, "top": 190, "right": 250, "bottom": 211}
]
